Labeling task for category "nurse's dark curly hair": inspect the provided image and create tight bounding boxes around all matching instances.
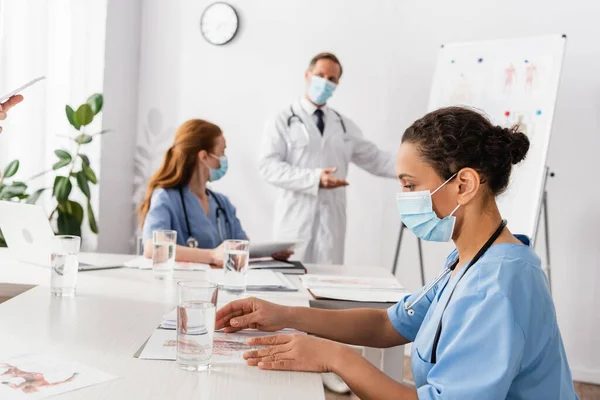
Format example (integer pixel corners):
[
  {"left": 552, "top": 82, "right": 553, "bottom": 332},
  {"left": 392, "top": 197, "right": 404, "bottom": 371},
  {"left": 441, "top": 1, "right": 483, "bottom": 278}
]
[{"left": 402, "top": 107, "right": 530, "bottom": 196}]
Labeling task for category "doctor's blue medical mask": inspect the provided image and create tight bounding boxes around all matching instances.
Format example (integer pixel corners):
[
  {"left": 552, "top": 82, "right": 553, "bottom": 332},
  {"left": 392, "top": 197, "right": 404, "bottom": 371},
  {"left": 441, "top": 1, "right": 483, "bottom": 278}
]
[
  {"left": 308, "top": 75, "right": 336, "bottom": 105},
  {"left": 396, "top": 173, "right": 460, "bottom": 242},
  {"left": 206, "top": 154, "right": 228, "bottom": 182}
]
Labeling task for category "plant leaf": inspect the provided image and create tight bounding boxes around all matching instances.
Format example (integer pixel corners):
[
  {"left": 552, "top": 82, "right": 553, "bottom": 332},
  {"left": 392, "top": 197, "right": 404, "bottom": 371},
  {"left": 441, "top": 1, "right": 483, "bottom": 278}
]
[
  {"left": 66, "top": 105, "right": 81, "bottom": 130},
  {"left": 68, "top": 200, "right": 84, "bottom": 224},
  {"left": 83, "top": 165, "right": 97, "bottom": 184},
  {"left": 87, "top": 93, "right": 103, "bottom": 115},
  {"left": 55, "top": 149, "right": 72, "bottom": 161},
  {"left": 53, "top": 176, "right": 72, "bottom": 204},
  {"left": 87, "top": 201, "right": 98, "bottom": 234},
  {"left": 75, "top": 104, "right": 94, "bottom": 127},
  {"left": 79, "top": 154, "right": 90, "bottom": 167},
  {"left": 57, "top": 208, "right": 81, "bottom": 236},
  {"left": 0, "top": 182, "right": 27, "bottom": 199},
  {"left": 3, "top": 160, "right": 19, "bottom": 178},
  {"left": 53, "top": 159, "right": 71, "bottom": 170},
  {"left": 76, "top": 171, "right": 91, "bottom": 199},
  {"left": 26, "top": 188, "right": 46, "bottom": 204},
  {"left": 76, "top": 134, "right": 93, "bottom": 144}
]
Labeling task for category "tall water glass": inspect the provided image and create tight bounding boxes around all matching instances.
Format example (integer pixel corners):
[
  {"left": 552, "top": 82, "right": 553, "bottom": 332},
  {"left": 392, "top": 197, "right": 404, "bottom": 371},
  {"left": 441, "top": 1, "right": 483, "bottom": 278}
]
[
  {"left": 177, "top": 281, "right": 219, "bottom": 371},
  {"left": 222, "top": 239, "right": 249, "bottom": 294},
  {"left": 152, "top": 230, "right": 177, "bottom": 279},
  {"left": 50, "top": 235, "right": 81, "bottom": 297}
]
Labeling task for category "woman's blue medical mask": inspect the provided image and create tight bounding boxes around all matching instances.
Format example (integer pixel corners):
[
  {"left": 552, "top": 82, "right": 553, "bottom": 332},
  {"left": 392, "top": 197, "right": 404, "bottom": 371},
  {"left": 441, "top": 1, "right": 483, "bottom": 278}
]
[
  {"left": 207, "top": 154, "right": 228, "bottom": 182},
  {"left": 396, "top": 174, "right": 460, "bottom": 242},
  {"left": 308, "top": 75, "right": 336, "bottom": 105}
]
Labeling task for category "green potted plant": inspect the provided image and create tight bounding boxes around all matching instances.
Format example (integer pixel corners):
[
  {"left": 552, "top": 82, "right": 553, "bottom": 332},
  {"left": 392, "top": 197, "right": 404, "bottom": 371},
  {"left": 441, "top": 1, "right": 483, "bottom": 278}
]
[{"left": 0, "top": 93, "right": 107, "bottom": 245}]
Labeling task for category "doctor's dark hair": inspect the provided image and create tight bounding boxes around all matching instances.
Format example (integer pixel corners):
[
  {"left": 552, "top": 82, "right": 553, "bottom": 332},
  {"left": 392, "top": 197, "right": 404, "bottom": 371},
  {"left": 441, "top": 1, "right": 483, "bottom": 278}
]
[
  {"left": 138, "top": 119, "right": 222, "bottom": 225},
  {"left": 401, "top": 107, "right": 530, "bottom": 196},
  {"left": 308, "top": 52, "right": 343, "bottom": 77}
]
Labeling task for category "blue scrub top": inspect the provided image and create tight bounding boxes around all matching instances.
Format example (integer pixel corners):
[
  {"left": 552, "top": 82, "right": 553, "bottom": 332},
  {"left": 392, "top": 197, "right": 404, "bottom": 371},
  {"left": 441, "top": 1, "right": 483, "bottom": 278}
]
[
  {"left": 142, "top": 186, "right": 247, "bottom": 248},
  {"left": 387, "top": 236, "right": 578, "bottom": 400}
]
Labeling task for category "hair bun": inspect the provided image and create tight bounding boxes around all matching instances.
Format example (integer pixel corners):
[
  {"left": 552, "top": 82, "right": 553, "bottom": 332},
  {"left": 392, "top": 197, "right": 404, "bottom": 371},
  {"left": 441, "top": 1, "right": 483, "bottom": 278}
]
[
  {"left": 506, "top": 127, "right": 530, "bottom": 165},
  {"left": 490, "top": 125, "right": 530, "bottom": 165}
]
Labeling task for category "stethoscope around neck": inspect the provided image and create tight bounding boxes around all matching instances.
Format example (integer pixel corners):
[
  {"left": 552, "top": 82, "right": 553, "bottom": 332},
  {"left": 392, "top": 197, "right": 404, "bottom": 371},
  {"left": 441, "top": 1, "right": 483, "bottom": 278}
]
[
  {"left": 178, "top": 187, "right": 232, "bottom": 248},
  {"left": 405, "top": 219, "right": 508, "bottom": 364},
  {"left": 287, "top": 105, "right": 347, "bottom": 139}
]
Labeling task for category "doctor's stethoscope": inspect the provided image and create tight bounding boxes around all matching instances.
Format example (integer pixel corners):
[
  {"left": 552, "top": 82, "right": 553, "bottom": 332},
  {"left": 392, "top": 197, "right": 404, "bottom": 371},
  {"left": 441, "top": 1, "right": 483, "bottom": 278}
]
[
  {"left": 287, "top": 105, "right": 347, "bottom": 141},
  {"left": 178, "top": 187, "right": 232, "bottom": 248},
  {"left": 405, "top": 219, "right": 507, "bottom": 363}
]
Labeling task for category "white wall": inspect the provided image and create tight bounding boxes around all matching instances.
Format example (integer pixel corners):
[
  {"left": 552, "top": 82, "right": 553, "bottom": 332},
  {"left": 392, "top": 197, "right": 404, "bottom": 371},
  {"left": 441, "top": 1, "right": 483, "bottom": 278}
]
[
  {"left": 97, "top": 0, "right": 142, "bottom": 253},
  {"left": 377, "top": 0, "right": 600, "bottom": 384},
  {"left": 116, "top": 0, "right": 599, "bottom": 383}
]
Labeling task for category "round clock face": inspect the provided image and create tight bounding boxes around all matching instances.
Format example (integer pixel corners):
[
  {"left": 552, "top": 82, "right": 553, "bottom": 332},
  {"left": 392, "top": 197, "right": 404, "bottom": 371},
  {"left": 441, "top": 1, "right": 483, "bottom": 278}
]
[{"left": 200, "top": 2, "right": 239, "bottom": 46}]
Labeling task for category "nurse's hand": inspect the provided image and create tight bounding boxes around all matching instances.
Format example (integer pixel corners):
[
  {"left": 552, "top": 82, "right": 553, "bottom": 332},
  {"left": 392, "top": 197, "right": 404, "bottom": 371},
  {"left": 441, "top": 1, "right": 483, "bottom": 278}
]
[
  {"left": 243, "top": 334, "right": 342, "bottom": 373},
  {"left": 272, "top": 249, "right": 294, "bottom": 261},
  {"left": 320, "top": 167, "right": 349, "bottom": 189},
  {"left": 0, "top": 95, "right": 24, "bottom": 133},
  {"left": 215, "top": 297, "right": 289, "bottom": 333},
  {"left": 210, "top": 243, "right": 224, "bottom": 267}
]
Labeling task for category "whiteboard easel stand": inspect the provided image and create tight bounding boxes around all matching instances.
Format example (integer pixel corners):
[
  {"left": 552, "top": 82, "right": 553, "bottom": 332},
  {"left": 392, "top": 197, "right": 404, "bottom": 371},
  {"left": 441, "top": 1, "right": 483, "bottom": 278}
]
[
  {"left": 391, "top": 225, "right": 425, "bottom": 286},
  {"left": 534, "top": 166, "right": 555, "bottom": 295}
]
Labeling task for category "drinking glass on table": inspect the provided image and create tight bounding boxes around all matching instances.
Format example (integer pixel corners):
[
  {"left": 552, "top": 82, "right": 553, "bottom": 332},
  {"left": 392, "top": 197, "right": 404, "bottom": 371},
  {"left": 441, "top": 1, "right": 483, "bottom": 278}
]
[
  {"left": 177, "top": 281, "right": 219, "bottom": 371},
  {"left": 152, "top": 230, "right": 177, "bottom": 280},
  {"left": 222, "top": 239, "right": 249, "bottom": 294},
  {"left": 50, "top": 235, "right": 81, "bottom": 297}
]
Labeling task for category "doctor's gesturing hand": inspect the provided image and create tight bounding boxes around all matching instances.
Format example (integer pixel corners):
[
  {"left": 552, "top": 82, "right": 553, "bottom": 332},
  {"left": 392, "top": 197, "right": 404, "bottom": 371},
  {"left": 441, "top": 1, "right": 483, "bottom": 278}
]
[{"left": 319, "top": 167, "right": 349, "bottom": 189}]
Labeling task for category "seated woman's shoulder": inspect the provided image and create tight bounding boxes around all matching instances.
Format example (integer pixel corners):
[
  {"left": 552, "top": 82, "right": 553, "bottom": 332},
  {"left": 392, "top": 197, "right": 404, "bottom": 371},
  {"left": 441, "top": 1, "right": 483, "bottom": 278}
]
[
  {"left": 477, "top": 242, "right": 545, "bottom": 297},
  {"left": 151, "top": 187, "right": 178, "bottom": 202}
]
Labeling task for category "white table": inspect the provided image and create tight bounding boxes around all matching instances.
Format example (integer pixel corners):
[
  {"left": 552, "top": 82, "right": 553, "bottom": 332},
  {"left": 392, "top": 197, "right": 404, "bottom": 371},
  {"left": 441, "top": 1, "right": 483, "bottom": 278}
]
[{"left": 0, "top": 251, "right": 403, "bottom": 399}]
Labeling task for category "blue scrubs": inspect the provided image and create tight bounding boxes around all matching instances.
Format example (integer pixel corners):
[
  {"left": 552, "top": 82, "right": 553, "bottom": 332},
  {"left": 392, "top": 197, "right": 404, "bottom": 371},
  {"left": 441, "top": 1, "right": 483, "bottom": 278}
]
[
  {"left": 387, "top": 236, "right": 578, "bottom": 400},
  {"left": 142, "top": 186, "right": 247, "bottom": 248}
]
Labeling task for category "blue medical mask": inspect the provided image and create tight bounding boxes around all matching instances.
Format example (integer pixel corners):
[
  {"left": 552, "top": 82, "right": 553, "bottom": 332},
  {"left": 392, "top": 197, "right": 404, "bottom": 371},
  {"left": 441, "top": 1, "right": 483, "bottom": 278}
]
[
  {"left": 308, "top": 75, "right": 336, "bottom": 105},
  {"left": 207, "top": 154, "right": 228, "bottom": 182},
  {"left": 396, "top": 174, "right": 460, "bottom": 242}
]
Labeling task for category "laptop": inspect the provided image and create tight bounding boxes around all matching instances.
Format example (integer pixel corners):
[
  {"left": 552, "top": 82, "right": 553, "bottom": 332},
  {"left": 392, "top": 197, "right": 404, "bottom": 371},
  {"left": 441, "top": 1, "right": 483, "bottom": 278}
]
[{"left": 0, "top": 201, "right": 124, "bottom": 270}]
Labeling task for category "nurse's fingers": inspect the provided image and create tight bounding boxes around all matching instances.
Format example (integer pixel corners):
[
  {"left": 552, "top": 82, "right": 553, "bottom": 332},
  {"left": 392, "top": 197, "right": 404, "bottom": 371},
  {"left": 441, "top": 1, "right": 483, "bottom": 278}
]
[
  {"left": 215, "top": 309, "right": 244, "bottom": 330},
  {"left": 222, "top": 326, "right": 243, "bottom": 333},
  {"left": 257, "top": 360, "right": 298, "bottom": 371},
  {"left": 215, "top": 298, "right": 256, "bottom": 328},
  {"left": 243, "top": 343, "right": 291, "bottom": 360},
  {"left": 247, "top": 334, "right": 292, "bottom": 346}
]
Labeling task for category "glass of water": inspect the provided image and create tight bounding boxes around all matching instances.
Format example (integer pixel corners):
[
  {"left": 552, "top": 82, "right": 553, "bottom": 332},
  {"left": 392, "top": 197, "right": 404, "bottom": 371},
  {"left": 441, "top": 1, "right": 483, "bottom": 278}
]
[
  {"left": 177, "top": 281, "right": 219, "bottom": 371},
  {"left": 50, "top": 235, "right": 81, "bottom": 297},
  {"left": 152, "top": 230, "right": 177, "bottom": 280},
  {"left": 222, "top": 239, "right": 249, "bottom": 294}
]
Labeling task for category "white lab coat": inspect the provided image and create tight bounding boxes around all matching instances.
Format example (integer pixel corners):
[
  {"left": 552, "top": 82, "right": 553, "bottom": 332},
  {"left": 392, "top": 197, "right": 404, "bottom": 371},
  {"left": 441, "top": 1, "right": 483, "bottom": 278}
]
[{"left": 258, "top": 98, "right": 396, "bottom": 265}]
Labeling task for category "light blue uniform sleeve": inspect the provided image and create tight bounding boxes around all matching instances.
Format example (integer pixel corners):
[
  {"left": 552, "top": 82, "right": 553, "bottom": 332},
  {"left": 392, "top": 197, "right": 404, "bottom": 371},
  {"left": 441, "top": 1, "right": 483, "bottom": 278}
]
[
  {"left": 387, "top": 288, "right": 437, "bottom": 342},
  {"left": 142, "top": 189, "right": 173, "bottom": 240},
  {"left": 222, "top": 196, "right": 247, "bottom": 240},
  {"left": 419, "top": 292, "right": 525, "bottom": 400}
]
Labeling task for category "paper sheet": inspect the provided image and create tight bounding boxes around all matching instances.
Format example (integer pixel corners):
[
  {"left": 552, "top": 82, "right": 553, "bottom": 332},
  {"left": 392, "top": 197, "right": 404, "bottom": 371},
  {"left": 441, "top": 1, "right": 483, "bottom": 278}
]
[
  {"left": 0, "top": 354, "right": 117, "bottom": 399},
  {"left": 139, "top": 329, "right": 304, "bottom": 363},
  {"left": 300, "top": 275, "right": 405, "bottom": 290},
  {"left": 301, "top": 275, "right": 407, "bottom": 303},
  {"left": 124, "top": 256, "right": 209, "bottom": 271},
  {"left": 307, "top": 287, "right": 407, "bottom": 303},
  {"left": 209, "top": 269, "right": 293, "bottom": 290}
]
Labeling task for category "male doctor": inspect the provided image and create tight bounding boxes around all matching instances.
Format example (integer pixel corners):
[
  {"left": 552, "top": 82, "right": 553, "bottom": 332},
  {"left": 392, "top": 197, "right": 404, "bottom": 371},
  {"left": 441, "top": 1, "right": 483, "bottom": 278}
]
[{"left": 259, "top": 53, "right": 396, "bottom": 265}]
